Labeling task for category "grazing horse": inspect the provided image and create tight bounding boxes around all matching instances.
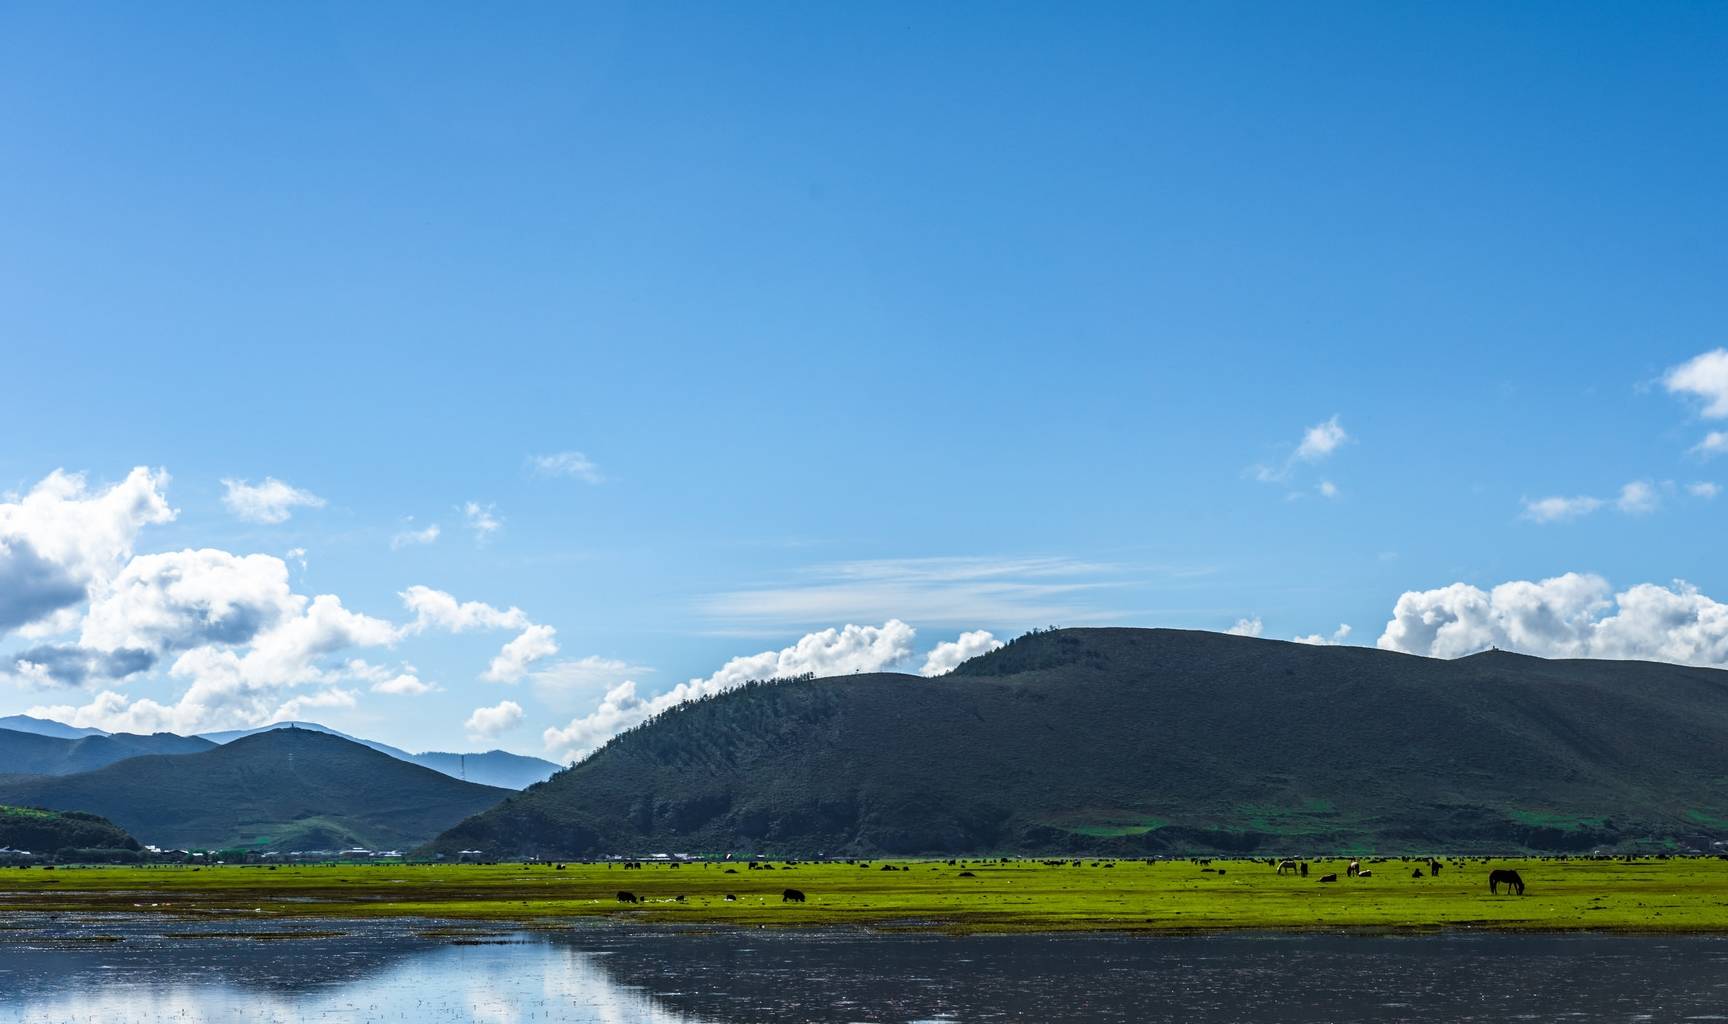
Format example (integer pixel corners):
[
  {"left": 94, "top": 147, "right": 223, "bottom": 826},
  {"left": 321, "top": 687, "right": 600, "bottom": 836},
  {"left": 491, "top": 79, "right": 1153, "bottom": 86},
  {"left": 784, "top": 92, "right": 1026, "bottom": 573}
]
[
  {"left": 1488, "top": 869, "right": 1525, "bottom": 895},
  {"left": 1346, "top": 860, "right": 1361, "bottom": 878},
  {"left": 1276, "top": 859, "right": 1299, "bottom": 875},
  {"left": 615, "top": 891, "right": 639, "bottom": 904},
  {"left": 782, "top": 888, "right": 807, "bottom": 903},
  {"left": 1319, "top": 873, "right": 1338, "bottom": 883}
]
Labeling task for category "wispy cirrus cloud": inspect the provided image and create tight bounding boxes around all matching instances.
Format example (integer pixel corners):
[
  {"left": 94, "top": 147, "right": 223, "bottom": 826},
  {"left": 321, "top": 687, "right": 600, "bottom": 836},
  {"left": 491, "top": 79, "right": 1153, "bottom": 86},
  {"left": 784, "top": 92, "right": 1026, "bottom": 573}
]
[
  {"left": 1520, "top": 479, "right": 1706, "bottom": 524},
  {"left": 697, "top": 555, "right": 1141, "bottom": 630},
  {"left": 462, "top": 502, "right": 501, "bottom": 542},
  {"left": 221, "top": 477, "right": 325, "bottom": 524},
  {"left": 1251, "top": 415, "right": 1352, "bottom": 491},
  {"left": 527, "top": 451, "right": 603, "bottom": 483},
  {"left": 390, "top": 522, "right": 440, "bottom": 549}
]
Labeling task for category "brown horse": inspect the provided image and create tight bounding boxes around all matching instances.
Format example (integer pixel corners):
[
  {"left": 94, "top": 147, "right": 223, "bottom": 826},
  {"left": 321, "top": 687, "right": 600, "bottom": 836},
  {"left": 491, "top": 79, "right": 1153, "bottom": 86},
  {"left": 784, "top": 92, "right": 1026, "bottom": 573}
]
[{"left": 1488, "top": 869, "right": 1525, "bottom": 895}]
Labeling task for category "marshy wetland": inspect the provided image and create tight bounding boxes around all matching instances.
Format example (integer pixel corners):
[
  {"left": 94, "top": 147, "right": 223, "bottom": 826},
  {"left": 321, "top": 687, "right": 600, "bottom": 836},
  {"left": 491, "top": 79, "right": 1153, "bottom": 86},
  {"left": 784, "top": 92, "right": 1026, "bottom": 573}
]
[{"left": 7, "top": 858, "right": 1727, "bottom": 1021}]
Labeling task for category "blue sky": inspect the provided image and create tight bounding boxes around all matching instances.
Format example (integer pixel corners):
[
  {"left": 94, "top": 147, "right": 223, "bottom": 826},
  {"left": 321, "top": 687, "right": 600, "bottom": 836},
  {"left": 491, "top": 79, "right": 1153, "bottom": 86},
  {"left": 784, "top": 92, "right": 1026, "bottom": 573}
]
[{"left": 2, "top": 2, "right": 1726, "bottom": 757}]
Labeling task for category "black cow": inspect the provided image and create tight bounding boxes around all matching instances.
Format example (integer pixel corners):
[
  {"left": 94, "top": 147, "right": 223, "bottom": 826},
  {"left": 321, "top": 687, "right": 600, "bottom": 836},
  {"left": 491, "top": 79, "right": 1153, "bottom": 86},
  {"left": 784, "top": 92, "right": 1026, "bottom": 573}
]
[
  {"left": 616, "top": 891, "right": 639, "bottom": 903},
  {"left": 783, "top": 888, "right": 807, "bottom": 903},
  {"left": 1319, "top": 873, "right": 1338, "bottom": 883}
]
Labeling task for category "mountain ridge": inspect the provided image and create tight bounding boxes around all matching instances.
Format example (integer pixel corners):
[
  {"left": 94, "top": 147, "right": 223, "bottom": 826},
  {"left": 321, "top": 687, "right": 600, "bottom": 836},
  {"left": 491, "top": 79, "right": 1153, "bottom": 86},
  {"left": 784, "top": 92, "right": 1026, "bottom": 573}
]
[
  {"left": 0, "top": 717, "right": 557, "bottom": 790},
  {"left": 426, "top": 627, "right": 1728, "bottom": 858},
  {"left": 0, "top": 729, "right": 511, "bottom": 850},
  {"left": 0, "top": 728, "right": 215, "bottom": 776}
]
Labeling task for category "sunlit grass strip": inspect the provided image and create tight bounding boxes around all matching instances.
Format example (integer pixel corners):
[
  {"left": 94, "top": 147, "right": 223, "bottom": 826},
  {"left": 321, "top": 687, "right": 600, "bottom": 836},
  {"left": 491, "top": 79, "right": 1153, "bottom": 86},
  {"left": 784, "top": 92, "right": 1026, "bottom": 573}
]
[{"left": 1, "top": 858, "right": 1725, "bottom": 934}]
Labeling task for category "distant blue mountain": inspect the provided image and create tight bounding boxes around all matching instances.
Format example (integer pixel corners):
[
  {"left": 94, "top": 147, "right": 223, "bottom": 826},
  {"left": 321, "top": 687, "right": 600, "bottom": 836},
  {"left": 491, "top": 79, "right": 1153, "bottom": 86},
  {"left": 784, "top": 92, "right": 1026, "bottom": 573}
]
[
  {"left": 0, "top": 715, "right": 107, "bottom": 740},
  {"left": 196, "top": 721, "right": 558, "bottom": 790}
]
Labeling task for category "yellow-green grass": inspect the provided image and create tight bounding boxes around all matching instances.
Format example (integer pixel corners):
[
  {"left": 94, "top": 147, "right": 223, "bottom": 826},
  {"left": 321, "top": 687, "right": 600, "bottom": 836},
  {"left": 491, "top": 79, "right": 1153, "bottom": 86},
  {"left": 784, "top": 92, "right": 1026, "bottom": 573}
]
[{"left": 2, "top": 858, "right": 1726, "bottom": 934}]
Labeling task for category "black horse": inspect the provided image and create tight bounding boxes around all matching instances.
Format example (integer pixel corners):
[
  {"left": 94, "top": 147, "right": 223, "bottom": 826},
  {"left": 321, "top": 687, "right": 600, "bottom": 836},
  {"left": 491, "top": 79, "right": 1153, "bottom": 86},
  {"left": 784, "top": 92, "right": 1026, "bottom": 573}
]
[{"left": 1488, "top": 869, "right": 1525, "bottom": 895}]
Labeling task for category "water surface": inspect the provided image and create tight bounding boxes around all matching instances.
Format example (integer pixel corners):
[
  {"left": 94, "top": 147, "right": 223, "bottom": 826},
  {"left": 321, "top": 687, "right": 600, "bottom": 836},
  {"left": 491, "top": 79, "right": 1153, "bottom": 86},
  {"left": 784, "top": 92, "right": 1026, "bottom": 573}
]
[{"left": 2, "top": 914, "right": 1726, "bottom": 1022}]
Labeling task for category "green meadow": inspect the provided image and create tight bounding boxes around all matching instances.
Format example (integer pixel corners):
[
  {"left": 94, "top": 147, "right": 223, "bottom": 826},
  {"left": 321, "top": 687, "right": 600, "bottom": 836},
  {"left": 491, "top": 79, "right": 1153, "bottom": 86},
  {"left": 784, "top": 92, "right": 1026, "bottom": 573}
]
[{"left": 3, "top": 857, "right": 1727, "bottom": 933}]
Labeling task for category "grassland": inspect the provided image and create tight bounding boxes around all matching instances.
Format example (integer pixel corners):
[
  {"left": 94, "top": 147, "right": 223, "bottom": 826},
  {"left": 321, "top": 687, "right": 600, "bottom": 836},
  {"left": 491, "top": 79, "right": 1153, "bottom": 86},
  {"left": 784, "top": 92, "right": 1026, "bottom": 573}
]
[{"left": 3, "top": 857, "right": 1727, "bottom": 934}]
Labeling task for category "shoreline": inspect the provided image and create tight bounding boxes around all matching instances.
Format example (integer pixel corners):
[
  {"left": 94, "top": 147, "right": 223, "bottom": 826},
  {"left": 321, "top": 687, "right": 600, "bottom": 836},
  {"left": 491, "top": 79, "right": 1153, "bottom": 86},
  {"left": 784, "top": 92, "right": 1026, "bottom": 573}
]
[{"left": 6, "top": 908, "right": 1728, "bottom": 941}]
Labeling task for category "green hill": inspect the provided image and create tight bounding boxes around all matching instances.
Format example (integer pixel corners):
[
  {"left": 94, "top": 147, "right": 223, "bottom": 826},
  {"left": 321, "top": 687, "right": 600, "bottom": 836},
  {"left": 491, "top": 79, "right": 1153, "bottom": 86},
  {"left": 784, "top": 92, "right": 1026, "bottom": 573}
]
[
  {"left": 0, "top": 727, "right": 215, "bottom": 776},
  {"left": 426, "top": 628, "right": 1728, "bottom": 858},
  {"left": 0, "top": 729, "right": 510, "bottom": 851},
  {"left": 0, "top": 805, "right": 139, "bottom": 855}
]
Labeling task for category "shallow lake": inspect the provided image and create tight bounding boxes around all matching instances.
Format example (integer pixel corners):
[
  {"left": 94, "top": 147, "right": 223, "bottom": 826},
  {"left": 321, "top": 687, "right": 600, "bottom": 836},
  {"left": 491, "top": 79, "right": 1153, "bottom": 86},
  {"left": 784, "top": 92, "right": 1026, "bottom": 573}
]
[{"left": 1, "top": 915, "right": 1726, "bottom": 1022}]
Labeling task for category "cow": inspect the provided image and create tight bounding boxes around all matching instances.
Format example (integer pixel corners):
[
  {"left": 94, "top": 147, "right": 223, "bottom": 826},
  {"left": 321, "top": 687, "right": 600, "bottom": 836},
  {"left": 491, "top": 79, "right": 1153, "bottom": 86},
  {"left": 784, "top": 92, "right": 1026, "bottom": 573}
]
[
  {"left": 1488, "top": 869, "right": 1526, "bottom": 896},
  {"left": 958, "top": 871, "right": 976, "bottom": 877},
  {"left": 1319, "top": 873, "right": 1338, "bottom": 883},
  {"left": 782, "top": 888, "right": 807, "bottom": 903},
  {"left": 724, "top": 894, "right": 737, "bottom": 901},
  {"left": 616, "top": 891, "right": 639, "bottom": 904},
  {"left": 1300, "top": 862, "right": 1309, "bottom": 877},
  {"left": 1412, "top": 868, "right": 1424, "bottom": 879},
  {"left": 1357, "top": 868, "right": 1372, "bottom": 878}
]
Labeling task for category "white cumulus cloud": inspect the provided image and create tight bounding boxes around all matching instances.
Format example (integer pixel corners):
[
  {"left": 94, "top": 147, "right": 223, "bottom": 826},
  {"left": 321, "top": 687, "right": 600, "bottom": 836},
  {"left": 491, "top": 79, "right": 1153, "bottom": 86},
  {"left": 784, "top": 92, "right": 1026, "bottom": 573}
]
[
  {"left": 1225, "top": 617, "right": 1264, "bottom": 637},
  {"left": 483, "top": 624, "right": 560, "bottom": 683},
  {"left": 466, "top": 700, "right": 524, "bottom": 739},
  {"left": 221, "top": 477, "right": 325, "bottom": 524},
  {"left": 542, "top": 620, "right": 917, "bottom": 762},
  {"left": 1293, "top": 624, "right": 1353, "bottom": 646},
  {"left": 1522, "top": 494, "right": 1605, "bottom": 523},
  {"left": 20, "top": 554, "right": 400, "bottom": 733},
  {"left": 1666, "top": 348, "right": 1728, "bottom": 418},
  {"left": 1616, "top": 480, "right": 1660, "bottom": 515},
  {"left": 1296, "top": 415, "right": 1350, "bottom": 461},
  {"left": 1695, "top": 432, "right": 1728, "bottom": 459},
  {"left": 919, "top": 629, "right": 1003, "bottom": 676},
  {"left": 1376, "top": 573, "right": 1728, "bottom": 667},
  {"left": 0, "top": 467, "right": 175, "bottom": 636},
  {"left": 79, "top": 548, "right": 300, "bottom": 656},
  {"left": 400, "top": 585, "right": 530, "bottom": 634},
  {"left": 372, "top": 672, "right": 436, "bottom": 696}
]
